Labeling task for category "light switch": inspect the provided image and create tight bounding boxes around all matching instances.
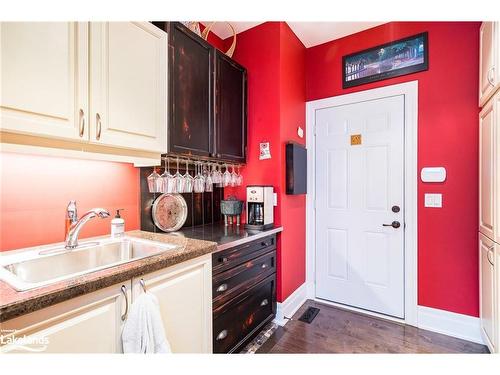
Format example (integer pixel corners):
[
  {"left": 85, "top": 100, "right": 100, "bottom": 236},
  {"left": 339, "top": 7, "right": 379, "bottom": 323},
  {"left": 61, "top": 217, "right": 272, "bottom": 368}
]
[{"left": 424, "top": 193, "right": 442, "bottom": 208}]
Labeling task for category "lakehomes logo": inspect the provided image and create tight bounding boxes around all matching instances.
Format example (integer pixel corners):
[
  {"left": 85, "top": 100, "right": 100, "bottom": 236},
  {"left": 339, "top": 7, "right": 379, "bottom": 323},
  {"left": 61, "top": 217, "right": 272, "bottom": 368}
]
[{"left": 1, "top": 329, "right": 49, "bottom": 352}]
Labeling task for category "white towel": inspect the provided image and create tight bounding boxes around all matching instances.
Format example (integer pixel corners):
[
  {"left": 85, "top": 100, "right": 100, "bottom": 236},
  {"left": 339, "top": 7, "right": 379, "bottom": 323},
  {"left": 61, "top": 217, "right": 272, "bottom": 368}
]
[{"left": 121, "top": 292, "right": 171, "bottom": 353}]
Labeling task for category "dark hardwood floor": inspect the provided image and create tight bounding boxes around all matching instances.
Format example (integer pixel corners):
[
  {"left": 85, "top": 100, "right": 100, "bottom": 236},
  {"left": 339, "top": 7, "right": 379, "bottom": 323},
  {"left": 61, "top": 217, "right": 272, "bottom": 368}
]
[{"left": 257, "top": 300, "right": 489, "bottom": 354}]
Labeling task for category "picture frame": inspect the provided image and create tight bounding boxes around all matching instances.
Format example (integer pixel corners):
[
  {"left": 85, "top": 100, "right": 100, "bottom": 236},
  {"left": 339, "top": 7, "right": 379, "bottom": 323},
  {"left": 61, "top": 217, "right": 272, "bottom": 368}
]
[{"left": 342, "top": 32, "right": 429, "bottom": 88}]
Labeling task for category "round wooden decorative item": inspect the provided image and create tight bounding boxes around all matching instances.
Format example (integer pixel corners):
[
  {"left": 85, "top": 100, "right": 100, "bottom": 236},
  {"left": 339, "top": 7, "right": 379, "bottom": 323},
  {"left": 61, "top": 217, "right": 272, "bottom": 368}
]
[
  {"left": 201, "top": 22, "right": 237, "bottom": 58},
  {"left": 152, "top": 193, "right": 188, "bottom": 232}
]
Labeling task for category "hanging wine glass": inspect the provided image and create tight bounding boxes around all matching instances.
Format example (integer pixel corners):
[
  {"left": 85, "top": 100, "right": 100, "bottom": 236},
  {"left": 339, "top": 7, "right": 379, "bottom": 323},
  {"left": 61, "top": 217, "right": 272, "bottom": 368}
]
[
  {"left": 230, "top": 164, "right": 238, "bottom": 187},
  {"left": 204, "top": 162, "right": 213, "bottom": 192},
  {"left": 194, "top": 162, "right": 205, "bottom": 193},
  {"left": 183, "top": 159, "right": 194, "bottom": 193},
  {"left": 222, "top": 164, "right": 232, "bottom": 187},
  {"left": 147, "top": 167, "right": 162, "bottom": 193},
  {"left": 173, "top": 157, "right": 184, "bottom": 193},
  {"left": 236, "top": 165, "right": 243, "bottom": 186},
  {"left": 161, "top": 158, "right": 175, "bottom": 193}
]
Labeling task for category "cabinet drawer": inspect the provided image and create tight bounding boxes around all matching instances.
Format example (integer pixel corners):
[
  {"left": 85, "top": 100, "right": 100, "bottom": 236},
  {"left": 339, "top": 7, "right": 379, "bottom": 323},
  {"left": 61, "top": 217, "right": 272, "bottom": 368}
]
[
  {"left": 212, "top": 234, "right": 276, "bottom": 275},
  {"left": 213, "top": 274, "right": 276, "bottom": 353},
  {"left": 212, "top": 250, "right": 275, "bottom": 308}
]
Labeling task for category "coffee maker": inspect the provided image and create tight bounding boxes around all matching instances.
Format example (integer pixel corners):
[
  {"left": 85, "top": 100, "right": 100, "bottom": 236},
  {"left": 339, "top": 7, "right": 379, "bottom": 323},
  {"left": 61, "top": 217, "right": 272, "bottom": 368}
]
[{"left": 245, "top": 186, "right": 274, "bottom": 230}]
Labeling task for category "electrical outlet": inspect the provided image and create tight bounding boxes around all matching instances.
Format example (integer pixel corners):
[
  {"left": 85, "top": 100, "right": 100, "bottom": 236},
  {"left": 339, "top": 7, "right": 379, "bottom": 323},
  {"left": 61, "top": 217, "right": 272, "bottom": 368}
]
[{"left": 424, "top": 193, "right": 442, "bottom": 208}]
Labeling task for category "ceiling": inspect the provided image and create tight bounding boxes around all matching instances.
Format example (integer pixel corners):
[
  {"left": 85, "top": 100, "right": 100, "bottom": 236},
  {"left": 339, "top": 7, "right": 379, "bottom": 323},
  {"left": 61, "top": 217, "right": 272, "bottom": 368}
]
[{"left": 200, "top": 22, "right": 385, "bottom": 48}]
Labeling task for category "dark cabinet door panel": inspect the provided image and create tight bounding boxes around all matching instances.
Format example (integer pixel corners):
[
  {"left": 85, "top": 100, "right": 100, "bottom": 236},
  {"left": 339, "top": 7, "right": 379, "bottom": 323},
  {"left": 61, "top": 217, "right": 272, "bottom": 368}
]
[
  {"left": 169, "top": 23, "right": 214, "bottom": 157},
  {"left": 215, "top": 51, "right": 247, "bottom": 162}
]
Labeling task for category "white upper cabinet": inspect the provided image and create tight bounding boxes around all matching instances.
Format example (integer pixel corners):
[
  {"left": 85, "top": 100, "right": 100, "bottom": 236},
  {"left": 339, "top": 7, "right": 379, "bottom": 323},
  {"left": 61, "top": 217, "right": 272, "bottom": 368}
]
[
  {"left": 479, "top": 22, "right": 500, "bottom": 107},
  {"left": 90, "top": 22, "right": 167, "bottom": 153},
  {"left": 0, "top": 22, "right": 167, "bottom": 162},
  {"left": 0, "top": 22, "right": 88, "bottom": 141},
  {"left": 480, "top": 91, "right": 500, "bottom": 244}
]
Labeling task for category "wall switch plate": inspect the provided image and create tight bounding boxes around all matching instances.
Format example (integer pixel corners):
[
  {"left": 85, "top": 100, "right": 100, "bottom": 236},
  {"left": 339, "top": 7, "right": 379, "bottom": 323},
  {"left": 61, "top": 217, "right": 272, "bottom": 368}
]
[
  {"left": 424, "top": 193, "right": 442, "bottom": 208},
  {"left": 273, "top": 193, "right": 278, "bottom": 206}
]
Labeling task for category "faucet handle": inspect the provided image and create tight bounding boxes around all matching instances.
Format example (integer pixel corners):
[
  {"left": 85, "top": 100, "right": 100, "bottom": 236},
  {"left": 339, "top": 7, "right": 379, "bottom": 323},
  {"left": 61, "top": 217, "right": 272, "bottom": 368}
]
[{"left": 67, "top": 200, "right": 77, "bottom": 223}]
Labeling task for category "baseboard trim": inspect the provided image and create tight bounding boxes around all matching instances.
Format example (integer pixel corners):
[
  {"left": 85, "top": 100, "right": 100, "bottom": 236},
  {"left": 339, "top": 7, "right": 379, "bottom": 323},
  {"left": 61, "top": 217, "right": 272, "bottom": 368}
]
[
  {"left": 274, "top": 283, "right": 308, "bottom": 326},
  {"left": 417, "top": 305, "right": 484, "bottom": 344}
]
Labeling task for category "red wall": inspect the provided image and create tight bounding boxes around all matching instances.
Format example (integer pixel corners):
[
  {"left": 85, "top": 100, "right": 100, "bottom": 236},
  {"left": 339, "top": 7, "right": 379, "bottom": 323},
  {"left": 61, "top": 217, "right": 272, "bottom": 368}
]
[
  {"left": 306, "top": 22, "right": 481, "bottom": 317},
  {"left": 0, "top": 152, "right": 140, "bottom": 251},
  {"left": 223, "top": 22, "right": 307, "bottom": 302}
]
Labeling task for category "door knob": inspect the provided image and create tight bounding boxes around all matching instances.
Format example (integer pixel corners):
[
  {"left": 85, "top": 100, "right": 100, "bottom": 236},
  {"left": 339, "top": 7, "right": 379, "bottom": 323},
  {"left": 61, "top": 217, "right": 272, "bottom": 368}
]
[{"left": 383, "top": 221, "right": 401, "bottom": 229}]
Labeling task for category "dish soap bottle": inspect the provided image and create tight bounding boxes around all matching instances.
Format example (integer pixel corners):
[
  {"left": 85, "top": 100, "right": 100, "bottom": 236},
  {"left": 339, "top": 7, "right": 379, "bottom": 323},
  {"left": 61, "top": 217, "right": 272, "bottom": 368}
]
[{"left": 111, "top": 209, "right": 125, "bottom": 238}]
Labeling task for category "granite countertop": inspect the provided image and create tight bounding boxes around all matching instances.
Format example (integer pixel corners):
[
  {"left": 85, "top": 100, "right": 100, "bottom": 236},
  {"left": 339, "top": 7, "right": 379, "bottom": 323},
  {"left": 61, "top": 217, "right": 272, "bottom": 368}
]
[
  {"left": 174, "top": 223, "right": 283, "bottom": 251},
  {"left": 0, "top": 230, "right": 217, "bottom": 323}
]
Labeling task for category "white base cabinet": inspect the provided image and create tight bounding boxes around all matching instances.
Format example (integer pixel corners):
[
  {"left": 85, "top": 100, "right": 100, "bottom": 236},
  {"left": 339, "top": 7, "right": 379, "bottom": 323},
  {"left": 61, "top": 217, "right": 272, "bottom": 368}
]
[
  {"left": 0, "top": 255, "right": 212, "bottom": 353},
  {"left": 479, "top": 234, "right": 497, "bottom": 353},
  {"left": 0, "top": 282, "right": 129, "bottom": 353}
]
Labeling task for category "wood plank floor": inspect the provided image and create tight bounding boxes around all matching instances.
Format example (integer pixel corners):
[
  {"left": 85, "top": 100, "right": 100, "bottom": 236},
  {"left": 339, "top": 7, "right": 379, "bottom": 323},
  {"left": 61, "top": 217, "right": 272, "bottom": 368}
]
[{"left": 257, "top": 300, "right": 489, "bottom": 354}]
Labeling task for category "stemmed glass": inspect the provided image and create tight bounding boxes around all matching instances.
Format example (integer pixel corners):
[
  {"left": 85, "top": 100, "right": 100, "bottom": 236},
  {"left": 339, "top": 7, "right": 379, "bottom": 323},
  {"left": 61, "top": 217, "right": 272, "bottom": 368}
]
[
  {"left": 147, "top": 167, "right": 163, "bottom": 193},
  {"left": 193, "top": 162, "right": 205, "bottom": 193},
  {"left": 161, "top": 158, "right": 175, "bottom": 193},
  {"left": 230, "top": 164, "right": 239, "bottom": 187},
  {"left": 204, "top": 162, "right": 213, "bottom": 192},
  {"left": 212, "top": 163, "right": 223, "bottom": 186},
  {"left": 236, "top": 165, "right": 243, "bottom": 186},
  {"left": 222, "top": 164, "right": 232, "bottom": 187},
  {"left": 173, "top": 157, "right": 184, "bottom": 193},
  {"left": 183, "top": 159, "right": 194, "bottom": 193}
]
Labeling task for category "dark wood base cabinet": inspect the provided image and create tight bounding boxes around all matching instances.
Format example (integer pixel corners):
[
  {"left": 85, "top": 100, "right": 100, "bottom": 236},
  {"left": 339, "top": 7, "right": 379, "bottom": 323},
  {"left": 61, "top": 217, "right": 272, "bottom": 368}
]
[{"left": 212, "top": 235, "right": 277, "bottom": 353}]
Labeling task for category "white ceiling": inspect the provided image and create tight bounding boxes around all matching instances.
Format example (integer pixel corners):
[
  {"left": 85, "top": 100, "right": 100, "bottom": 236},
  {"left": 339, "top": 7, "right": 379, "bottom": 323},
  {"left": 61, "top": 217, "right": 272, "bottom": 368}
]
[{"left": 200, "top": 22, "right": 385, "bottom": 48}]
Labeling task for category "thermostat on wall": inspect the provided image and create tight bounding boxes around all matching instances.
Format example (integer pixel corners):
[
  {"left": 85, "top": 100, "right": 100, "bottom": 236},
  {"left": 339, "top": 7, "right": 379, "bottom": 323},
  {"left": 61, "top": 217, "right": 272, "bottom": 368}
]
[{"left": 421, "top": 167, "right": 446, "bottom": 183}]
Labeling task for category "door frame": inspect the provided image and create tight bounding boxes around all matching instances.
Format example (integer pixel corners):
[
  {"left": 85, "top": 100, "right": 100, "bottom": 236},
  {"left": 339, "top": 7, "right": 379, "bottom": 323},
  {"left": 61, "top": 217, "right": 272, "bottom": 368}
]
[{"left": 306, "top": 81, "right": 418, "bottom": 326}]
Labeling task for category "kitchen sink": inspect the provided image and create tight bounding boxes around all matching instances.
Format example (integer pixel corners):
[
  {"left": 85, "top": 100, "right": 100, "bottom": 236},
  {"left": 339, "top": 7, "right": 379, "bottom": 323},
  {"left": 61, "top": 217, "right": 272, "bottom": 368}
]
[{"left": 0, "top": 237, "right": 179, "bottom": 291}]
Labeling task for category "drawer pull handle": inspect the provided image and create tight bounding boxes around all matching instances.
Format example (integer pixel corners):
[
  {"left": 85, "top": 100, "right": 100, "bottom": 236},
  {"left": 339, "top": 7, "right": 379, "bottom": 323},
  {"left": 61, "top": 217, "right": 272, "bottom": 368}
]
[
  {"left": 216, "top": 330, "right": 228, "bottom": 340},
  {"left": 216, "top": 283, "right": 228, "bottom": 292},
  {"left": 260, "top": 299, "right": 269, "bottom": 307},
  {"left": 261, "top": 242, "right": 269, "bottom": 247},
  {"left": 261, "top": 263, "right": 267, "bottom": 269},
  {"left": 220, "top": 257, "right": 229, "bottom": 263}
]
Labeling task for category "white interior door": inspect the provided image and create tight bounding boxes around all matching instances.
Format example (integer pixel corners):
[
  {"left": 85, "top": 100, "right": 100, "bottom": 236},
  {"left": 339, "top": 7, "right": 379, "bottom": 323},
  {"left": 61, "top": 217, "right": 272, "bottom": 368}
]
[{"left": 315, "top": 95, "right": 405, "bottom": 318}]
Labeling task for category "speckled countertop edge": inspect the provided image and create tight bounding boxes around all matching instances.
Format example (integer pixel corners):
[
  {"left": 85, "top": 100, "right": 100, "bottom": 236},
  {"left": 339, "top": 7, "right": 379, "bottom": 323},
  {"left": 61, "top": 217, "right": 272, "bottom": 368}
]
[{"left": 0, "top": 230, "right": 217, "bottom": 323}]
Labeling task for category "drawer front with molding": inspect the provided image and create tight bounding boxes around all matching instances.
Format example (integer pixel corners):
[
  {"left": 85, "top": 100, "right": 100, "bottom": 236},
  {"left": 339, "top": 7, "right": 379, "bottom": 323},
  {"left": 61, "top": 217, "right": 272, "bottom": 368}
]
[
  {"left": 212, "top": 235, "right": 276, "bottom": 275},
  {"left": 213, "top": 274, "right": 276, "bottom": 353},
  {"left": 212, "top": 250, "right": 275, "bottom": 309}
]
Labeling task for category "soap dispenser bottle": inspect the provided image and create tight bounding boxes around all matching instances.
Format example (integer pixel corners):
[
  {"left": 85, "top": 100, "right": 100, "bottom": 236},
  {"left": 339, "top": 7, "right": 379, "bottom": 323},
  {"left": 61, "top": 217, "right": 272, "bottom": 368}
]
[{"left": 111, "top": 209, "right": 125, "bottom": 238}]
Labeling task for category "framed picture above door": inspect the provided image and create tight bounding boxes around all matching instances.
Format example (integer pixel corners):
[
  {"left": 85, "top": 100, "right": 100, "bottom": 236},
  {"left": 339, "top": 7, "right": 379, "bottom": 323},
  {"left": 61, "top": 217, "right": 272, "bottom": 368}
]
[{"left": 342, "top": 32, "right": 429, "bottom": 88}]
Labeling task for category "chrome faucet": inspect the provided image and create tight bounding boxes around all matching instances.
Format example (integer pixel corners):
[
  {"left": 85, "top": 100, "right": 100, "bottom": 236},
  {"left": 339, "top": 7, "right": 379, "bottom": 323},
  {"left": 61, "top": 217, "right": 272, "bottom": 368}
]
[{"left": 65, "top": 201, "right": 110, "bottom": 249}]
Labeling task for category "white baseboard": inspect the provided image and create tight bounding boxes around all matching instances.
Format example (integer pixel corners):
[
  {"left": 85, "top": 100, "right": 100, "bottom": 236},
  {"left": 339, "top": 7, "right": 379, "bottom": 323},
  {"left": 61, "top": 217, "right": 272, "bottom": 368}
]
[
  {"left": 274, "top": 283, "right": 308, "bottom": 326},
  {"left": 417, "top": 305, "right": 484, "bottom": 344}
]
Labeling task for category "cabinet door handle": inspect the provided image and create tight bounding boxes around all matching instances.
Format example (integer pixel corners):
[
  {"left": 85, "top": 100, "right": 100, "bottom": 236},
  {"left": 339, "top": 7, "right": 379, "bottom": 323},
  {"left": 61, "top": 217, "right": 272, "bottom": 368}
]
[
  {"left": 260, "top": 298, "right": 269, "bottom": 307},
  {"left": 216, "top": 330, "right": 228, "bottom": 340},
  {"left": 121, "top": 285, "right": 129, "bottom": 321},
  {"left": 487, "top": 248, "right": 494, "bottom": 266},
  {"left": 78, "top": 109, "right": 85, "bottom": 138},
  {"left": 96, "top": 113, "right": 102, "bottom": 140},
  {"left": 487, "top": 67, "right": 495, "bottom": 86},
  {"left": 216, "top": 283, "right": 228, "bottom": 292}
]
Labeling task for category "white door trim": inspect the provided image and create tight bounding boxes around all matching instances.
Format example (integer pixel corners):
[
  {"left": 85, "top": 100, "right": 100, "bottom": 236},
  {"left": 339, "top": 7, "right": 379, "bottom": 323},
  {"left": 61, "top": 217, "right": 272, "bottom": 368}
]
[{"left": 306, "top": 81, "right": 418, "bottom": 327}]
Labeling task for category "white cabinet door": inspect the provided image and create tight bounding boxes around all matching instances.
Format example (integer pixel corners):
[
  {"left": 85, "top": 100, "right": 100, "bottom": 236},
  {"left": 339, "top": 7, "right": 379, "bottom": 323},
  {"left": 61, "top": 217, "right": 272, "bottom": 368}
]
[
  {"left": 479, "top": 94, "right": 498, "bottom": 242},
  {"left": 90, "top": 22, "right": 167, "bottom": 153},
  {"left": 479, "top": 22, "right": 500, "bottom": 107},
  {"left": 0, "top": 22, "right": 88, "bottom": 141},
  {"left": 479, "top": 233, "right": 496, "bottom": 353},
  {"left": 0, "top": 282, "right": 130, "bottom": 353},
  {"left": 132, "top": 254, "right": 212, "bottom": 353}
]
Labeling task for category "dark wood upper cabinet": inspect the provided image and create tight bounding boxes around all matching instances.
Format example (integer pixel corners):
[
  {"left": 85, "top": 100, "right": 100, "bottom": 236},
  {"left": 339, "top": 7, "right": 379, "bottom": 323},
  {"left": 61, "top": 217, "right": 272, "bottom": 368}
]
[
  {"left": 215, "top": 51, "right": 247, "bottom": 162},
  {"left": 168, "top": 22, "right": 214, "bottom": 157}
]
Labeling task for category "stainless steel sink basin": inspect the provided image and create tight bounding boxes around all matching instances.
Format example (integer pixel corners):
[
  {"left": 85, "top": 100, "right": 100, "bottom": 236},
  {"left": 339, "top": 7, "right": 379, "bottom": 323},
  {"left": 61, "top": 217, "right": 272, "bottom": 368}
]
[{"left": 0, "top": 237, "right": 179, "bottom": 291}]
